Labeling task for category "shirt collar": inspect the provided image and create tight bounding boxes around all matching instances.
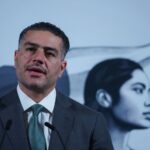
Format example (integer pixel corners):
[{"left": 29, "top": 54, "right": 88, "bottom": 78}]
[{"left": 17, "top": 85, "right": 56, "bottom": 114}]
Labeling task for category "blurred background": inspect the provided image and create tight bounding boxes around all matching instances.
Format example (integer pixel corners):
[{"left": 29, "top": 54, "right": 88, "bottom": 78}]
[{"left": 1, "top": 0, "right": 150, "bottom": 66}]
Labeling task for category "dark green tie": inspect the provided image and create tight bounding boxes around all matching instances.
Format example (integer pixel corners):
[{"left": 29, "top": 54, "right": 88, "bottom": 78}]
[{"left": 28, "top": 104, "right": 46, "bottom": 150}]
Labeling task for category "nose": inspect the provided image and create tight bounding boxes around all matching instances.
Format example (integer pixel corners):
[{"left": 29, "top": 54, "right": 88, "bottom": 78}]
[
  {"left": 32, "top": 49, "right": 45, "bottom": 64},
  {"left": 144, "top": 94, "right": 150, "bottom": 107}
]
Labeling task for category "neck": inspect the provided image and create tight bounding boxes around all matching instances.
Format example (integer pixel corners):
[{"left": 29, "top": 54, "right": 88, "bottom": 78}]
[
  {"left": 19, "top": 84, "right": 54, "bottom": 102},
  {"left": 106, "top": 115, "right": 131, "bottom": 150}
]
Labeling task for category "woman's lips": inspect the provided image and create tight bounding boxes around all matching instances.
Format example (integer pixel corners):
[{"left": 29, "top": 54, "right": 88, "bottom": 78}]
[{"left": 143, "top": 112, "right": 150, "bottom": 120}]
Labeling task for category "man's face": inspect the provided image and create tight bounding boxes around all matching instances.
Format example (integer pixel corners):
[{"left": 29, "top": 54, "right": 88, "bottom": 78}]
[{"left": 14, "top": 30, "right": 66, "bottom": 93}]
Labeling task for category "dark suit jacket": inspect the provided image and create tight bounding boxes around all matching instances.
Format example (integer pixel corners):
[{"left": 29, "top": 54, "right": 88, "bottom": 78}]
[{"left": 0, "top": 89, "right": 114, "bottom": 150}]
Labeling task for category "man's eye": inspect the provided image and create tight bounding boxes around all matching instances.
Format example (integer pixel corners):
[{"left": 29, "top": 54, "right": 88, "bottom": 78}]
[
  {"left": 26, "top": 47, "right": 36, "bottom": 52},
  {"left": 45, "top": 51, "right": 56, "bottom": 57}
]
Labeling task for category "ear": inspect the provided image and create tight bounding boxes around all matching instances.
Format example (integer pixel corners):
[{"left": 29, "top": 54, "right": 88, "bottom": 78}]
[
  {"left": 14, "top": 49, "right": 18, "bottom": 58},
  {"left": 14, "top": 50, "right": 19, "bottom": 67},
  {"left": 96, "top": 89, "right": 112, "bottom": 108},
  {"left": 58, "top": 60, "right": 67, "bottom": 78}
]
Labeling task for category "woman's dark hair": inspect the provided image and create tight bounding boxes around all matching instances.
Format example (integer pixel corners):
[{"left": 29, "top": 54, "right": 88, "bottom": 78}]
[{"left": 84, "top": 58, "right": 143, "bottom": 111}]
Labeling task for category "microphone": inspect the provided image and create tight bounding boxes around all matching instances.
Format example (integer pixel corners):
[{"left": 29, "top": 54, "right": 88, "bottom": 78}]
[
  {"left": 44, "top": 122, "right": 66, "bottom": 150},
  {"left": 0, "top": 120, "right": 12, "bottom": 149}
]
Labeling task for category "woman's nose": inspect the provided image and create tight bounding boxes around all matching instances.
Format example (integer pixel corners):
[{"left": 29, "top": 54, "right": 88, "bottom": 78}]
[{"left": 144, "top": 95, "right": 150, "bottom": 107}]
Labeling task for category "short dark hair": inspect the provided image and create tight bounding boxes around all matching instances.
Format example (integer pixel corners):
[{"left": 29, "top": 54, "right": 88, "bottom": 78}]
[
  {"left": 19, "top": 22, "right": 70, "bottom": 57},
  {"left": 84, "top": 58, "right": 143, "bottom": 111}
]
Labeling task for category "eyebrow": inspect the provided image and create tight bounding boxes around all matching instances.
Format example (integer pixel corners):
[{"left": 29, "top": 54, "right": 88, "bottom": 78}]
[
  {"left": 132, "top": 82, "right": 146, "bottom": 89},
  {"left": 24, "top": 42, "right": 57, "bottom": 52}
]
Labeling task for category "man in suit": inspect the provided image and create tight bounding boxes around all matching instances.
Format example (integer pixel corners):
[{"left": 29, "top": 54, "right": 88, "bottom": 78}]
[{"left": 0, "top": 22, "right": 114, "bottom": 150}]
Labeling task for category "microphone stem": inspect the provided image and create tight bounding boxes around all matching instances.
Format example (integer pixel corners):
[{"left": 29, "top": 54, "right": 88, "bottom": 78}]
[
  {"left": 45, "top": 122, "right": 66, "bottom": 150},
  {"left": 54, "top": 129, "right": 66, "bottom": 150}
]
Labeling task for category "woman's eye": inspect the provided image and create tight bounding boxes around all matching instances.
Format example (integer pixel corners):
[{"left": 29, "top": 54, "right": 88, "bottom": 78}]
[{"left": 133, "top": 88, "right": 143, "bottom": 94}]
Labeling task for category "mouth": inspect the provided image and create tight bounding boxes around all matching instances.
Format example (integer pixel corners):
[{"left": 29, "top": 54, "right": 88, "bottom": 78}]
[
  {"left": 143, "top": 112, "right": 150, "bottom": 120},
  {"left": 26, "top": 66, "right": 46, "bottom": 77}
]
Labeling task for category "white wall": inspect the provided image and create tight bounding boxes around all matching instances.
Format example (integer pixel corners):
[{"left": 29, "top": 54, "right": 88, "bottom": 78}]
[{"left": 1, "top": 0, "right": 150, "bottom": 66}]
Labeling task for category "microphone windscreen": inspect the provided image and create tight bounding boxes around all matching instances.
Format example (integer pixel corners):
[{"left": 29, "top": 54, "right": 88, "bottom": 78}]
[{"left": 44, "top": 122, "right": 55, "bottom": 130}]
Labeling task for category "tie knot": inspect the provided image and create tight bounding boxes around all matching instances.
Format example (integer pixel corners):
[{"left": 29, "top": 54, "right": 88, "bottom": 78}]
[{"left": 31, "top": 104, "right": 44, "bottom": 116}]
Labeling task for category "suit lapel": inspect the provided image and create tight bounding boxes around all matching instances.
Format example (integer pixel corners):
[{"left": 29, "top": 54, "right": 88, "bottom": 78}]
[
  {"left": 49, "top": 92, "right": 75, "bottom": 150},
  {"left": 0, "top": 90, "right": 30, "bottom": 150}
]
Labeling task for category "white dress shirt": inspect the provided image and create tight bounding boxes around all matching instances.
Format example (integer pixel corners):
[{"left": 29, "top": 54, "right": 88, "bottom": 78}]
[{"left": 17, "top": 85, "right": 56, "bottom": 150}]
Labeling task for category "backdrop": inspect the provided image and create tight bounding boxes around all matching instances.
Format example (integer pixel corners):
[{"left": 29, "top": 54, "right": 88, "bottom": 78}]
[{"left": 65, "top": 44, "right": 150, "bottom": 150}]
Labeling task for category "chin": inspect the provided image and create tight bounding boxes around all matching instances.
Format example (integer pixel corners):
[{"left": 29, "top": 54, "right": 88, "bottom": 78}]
[
  {"left": 32, "top": 86, "right": 45, "bottom": 93},
  {"left": 113, "top": 115, "right": 150, "bottom": 130},
  {"left": 26, "top": 84, "right": 45, "bottom": 92},
  {"left": 127, "top": 121, "right": 150, "bottom": 129}
]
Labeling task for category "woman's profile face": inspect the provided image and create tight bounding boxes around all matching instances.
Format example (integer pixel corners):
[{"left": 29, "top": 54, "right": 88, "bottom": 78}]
[{"left": 112, "top": 69, "right": 150, "bottom": 128}]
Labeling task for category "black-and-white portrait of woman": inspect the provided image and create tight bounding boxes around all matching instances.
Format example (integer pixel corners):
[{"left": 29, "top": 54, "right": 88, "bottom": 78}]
[
  {"left": 84, "top": 58, "right": 150, "bottom": 150},
  {"left": 65, "top": 45, "right": 150, "bottom": 150}
]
